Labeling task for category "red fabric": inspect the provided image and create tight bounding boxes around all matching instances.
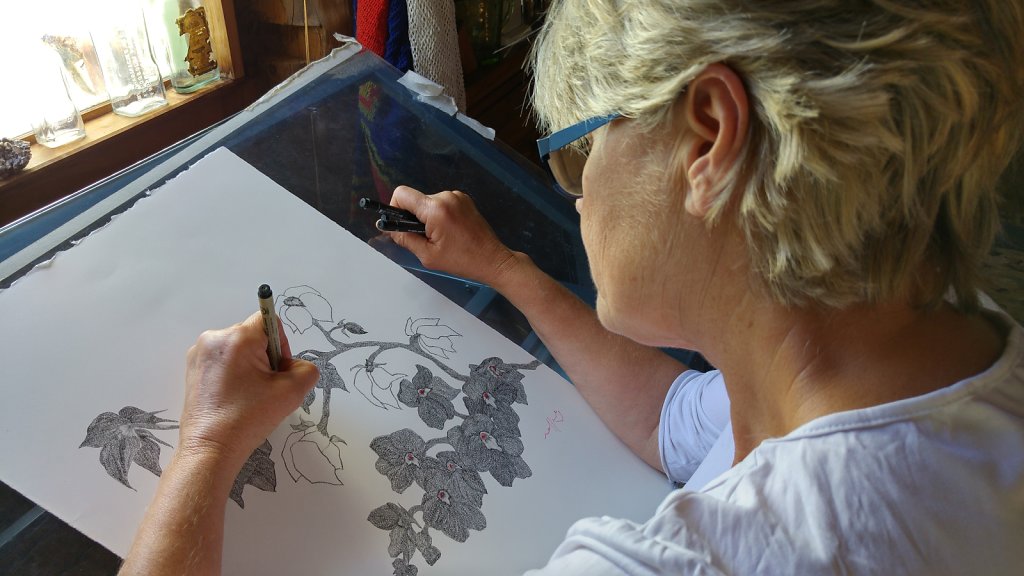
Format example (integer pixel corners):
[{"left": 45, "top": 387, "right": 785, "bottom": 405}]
[{"left": 356, "top": 0, "right": 390, "bottom": 57}]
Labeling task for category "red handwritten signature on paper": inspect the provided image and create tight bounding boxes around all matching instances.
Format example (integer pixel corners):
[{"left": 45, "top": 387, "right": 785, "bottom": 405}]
[{"left": 544, "top": 410, "right": 565, "bottom": 439}]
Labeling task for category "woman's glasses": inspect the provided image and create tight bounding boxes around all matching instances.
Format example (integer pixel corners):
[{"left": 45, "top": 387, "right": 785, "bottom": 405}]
[{"left": 536, "top": 114, "right": 620, "bottom": 199}]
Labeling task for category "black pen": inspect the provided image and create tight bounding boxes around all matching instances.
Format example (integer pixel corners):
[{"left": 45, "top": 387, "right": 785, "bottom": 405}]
[
  {"left": 257, "top": 284, "right": 283, "bottom": 370},
  {"left": 377, "top": 212, "right": 427, "bottom": 234},
  {"left": 359, "top": 197, "right": 420, "bottom": 224}
]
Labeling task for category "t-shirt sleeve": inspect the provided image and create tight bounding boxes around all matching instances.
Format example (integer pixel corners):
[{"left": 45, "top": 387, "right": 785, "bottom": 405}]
[{"left": 658, "top": 369, "right": 729, "bottom": 484}]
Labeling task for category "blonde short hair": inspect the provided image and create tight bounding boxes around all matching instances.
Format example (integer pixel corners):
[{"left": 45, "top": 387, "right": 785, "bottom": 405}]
[{"left": 531, "top": 0, "right": 1024, "bottom": 310}]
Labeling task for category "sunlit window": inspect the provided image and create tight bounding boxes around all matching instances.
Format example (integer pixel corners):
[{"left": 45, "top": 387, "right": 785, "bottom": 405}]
[{"left": 0, "top": 0, "right": 205, "bottom": 140}]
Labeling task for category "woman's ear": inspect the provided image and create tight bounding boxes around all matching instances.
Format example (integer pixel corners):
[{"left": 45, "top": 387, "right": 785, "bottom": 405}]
[{"left": 677, "top": 63, "right": 749, "bottom": 218}]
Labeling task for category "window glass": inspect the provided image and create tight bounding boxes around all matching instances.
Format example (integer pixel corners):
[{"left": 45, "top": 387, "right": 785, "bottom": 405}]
[{"left": 0, "top": 0, "right": 179, "bottom": 139}]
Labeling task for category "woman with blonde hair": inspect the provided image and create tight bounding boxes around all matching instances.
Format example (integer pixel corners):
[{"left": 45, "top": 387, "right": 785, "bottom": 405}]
[{"left": 122, "top": 1, "right": 1024, "bottom": 574}]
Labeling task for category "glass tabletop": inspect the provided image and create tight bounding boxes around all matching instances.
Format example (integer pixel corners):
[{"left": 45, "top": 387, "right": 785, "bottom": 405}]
[{"left": 0, "top": 47, "right": 595, "bottom": 373}]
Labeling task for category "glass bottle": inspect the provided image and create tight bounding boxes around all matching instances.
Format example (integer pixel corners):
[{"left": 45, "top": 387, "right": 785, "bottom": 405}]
[
  {"left": 91, "top": 0, "right": 167, "bottom": 117},
  {"left": 151, "top": 0, "right": 220, "bottom": 94},
  {"left": 30, "top": 47, "right": 87, "bottom": 148}
]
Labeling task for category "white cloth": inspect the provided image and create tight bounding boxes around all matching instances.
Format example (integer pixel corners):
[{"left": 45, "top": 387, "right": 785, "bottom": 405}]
[
  {"left": 526, "top": 312, "right": 1024, "bottom": 575},
  {"left": 658, "top": 369, "right": 730, "bottom": 484}
]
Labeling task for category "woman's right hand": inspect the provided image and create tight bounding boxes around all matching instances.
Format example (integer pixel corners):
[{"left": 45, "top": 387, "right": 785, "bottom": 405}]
[{"left": 385, "top": 186, "right": 523, "bottom": 287}]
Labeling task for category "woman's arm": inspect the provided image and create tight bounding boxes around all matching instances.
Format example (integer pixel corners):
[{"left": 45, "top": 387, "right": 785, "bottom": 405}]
[
  {"left": 119, "top": 313, "right": 319, "bottom": 575},
  {"left": 387, "top": 187, "right": 685, "bottom": 469}
]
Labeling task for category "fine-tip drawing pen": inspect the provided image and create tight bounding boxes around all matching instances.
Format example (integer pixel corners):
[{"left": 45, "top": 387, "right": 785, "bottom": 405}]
[
  {"left": 377, "top": 212, "right": 427, "bottom": 234},
  {"left": 257, "top": 284, "right": 283, "bottom": 371},
  {"left": 359, "top": 197, "right": 421, "bottom": 224}
]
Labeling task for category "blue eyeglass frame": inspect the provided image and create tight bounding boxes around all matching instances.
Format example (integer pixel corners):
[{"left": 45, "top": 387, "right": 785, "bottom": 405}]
[{"left": 536, "top": 113, "right": 621, "bottom": 199}]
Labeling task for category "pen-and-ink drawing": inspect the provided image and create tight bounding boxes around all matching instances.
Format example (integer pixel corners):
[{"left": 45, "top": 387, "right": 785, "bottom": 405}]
[
  {"left": 277, "top": 285, "right": 540, "bottom": 574},
  {"left": 81, "top": 284, "right": 540, "bottom": 570},
  {"left": 80, "top": 407, "right": 178, "bottom": 490},
  {"left": 81, "top": 407, "right": 278, "bottom": 508}
]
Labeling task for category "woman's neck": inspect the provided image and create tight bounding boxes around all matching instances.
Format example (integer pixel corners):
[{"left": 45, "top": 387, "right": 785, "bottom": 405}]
[{"left": 705, "top": 297, "right": 1006, "bottom": 463}]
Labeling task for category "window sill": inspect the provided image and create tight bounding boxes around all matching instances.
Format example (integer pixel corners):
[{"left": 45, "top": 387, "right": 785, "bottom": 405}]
[{"left": 0, "top": 77, "right": 260, "bottom": 226}]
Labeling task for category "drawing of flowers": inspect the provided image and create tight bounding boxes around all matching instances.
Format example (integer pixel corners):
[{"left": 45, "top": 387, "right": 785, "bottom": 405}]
[
  {"left": 262, "top": 285, "right": 543, "bottom": 572},
  {"left": 424, "top": 451, "right": 488, "bottom": 507},
  {"left": 352, "top": 361, "right": 407, "bottom": 410},
  {"left": 405, "top": 317, "right": 461, "bottom": 359},
  {"left": 277, "top": 285, "right": 334, "bottom": 334},
  {"left": 282, "top": 419, "right": 346, "bottom": 485},
  {"left": 465, "top": 357, "right": 529, "bottom": 406},
  {"left": 397, "top": 365, "right": 460, "bottom": 429},
  {"left": 420, "top": 471, "right": 487, "bottom": 542},
  {"left": 447, "top": 414, "right": 533, "bottom": 487},
  {"left": 370, "top": 429, "right": 430, "bottom": 493},
  {"left": 79, "top": 407, "right": 178, "bottom": 489}
]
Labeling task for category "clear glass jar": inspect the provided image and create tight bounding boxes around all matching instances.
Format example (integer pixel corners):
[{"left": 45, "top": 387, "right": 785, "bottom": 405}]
[
  {"left": 30, "top": 48, "right": 87, "bottom": 148},
  {"left": 150, "top": 0, "right": 220, "bottom": 94},
  {"left": 91, "top": 1, "right": 167, "bottom": 117}
]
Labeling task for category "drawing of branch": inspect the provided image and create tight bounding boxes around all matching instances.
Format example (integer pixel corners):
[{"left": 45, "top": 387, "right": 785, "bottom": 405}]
[{"left": 274, "top": 284, "right": 542, "bottom": 572}]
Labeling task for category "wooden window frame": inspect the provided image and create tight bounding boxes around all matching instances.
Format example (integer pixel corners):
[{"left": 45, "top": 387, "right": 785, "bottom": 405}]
[{"left": 0, "top": 0, "right": 254, "bottom": 227}]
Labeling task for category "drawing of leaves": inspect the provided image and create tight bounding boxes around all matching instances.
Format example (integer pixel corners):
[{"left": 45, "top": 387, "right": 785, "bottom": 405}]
[
  {"left": 368, "top": 502, "right": 417, "bottom": 531},
  {"left": 447, "top": 414, "right": 532, "bottom": 487},
  {"left": 392, "top": 558, "right": 418, "bottom": 576},
  {"left": 80, "top": 407, "right": 178, "bottom": 489},
  {"left": 352, "top": 362, "right": 406, "bottom": 410},
  {"left": 276, "top": 285, "right": 333, "bottom": 334},
  {"left": 405, "top": 317, "right": 461, "bottom": 359},
  {"left": 397, "top": 365, "right": 460, "bottom": 429},
  {"left": 282, "top": 427, "right": 345, "bottom": 485},
  {"left": 413, "top": 530, "right": 441, "bottom": 565},
  {"left": 304, "top": 352, "right": 348, "bottom": 392},
  {"left": 370, "top": 429, "right": 429, "bottom": 493},
  {"left": 300, "top": 388, "right": 316, "bottom": 414},
  {"left": 368, "top": 503, "right": 422, "bottom": 561},
  {"left": 229, "top": 440, "right": 276, "bottom": 508},
  {"left": 420, "top": 472, "right": 487, "bottom": 543},
  {"left": 337, "top": 320, "right": 368, "bottom": 336}
]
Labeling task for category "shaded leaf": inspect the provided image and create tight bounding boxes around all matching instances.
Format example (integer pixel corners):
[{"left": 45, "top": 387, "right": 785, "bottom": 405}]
[
  {"left": 368, "top": 502, "right": 412, "bottom": 531},
  {"left": 99, "top": 435, "right": 142, "bottom": 489},
  {"left": 392, "top": 558, "right": 419, "bottom": 576},
  {"left": 388, "top": 526, "right": 416, "bottom": 558},
  {"left": 421, "top": 545, "right": 441, "bottom": 566},
  {"left": 229, "top": 440, "right": 276, "bottom": 508},
  {"left": 118, "top": 407, "right": 177, "bottom": 428},
  {"left": 343, "top": 321, "right": 367, "bottom": 335},
  {"left": 132, "top": 436, "right": 163, "bottom": 476},
  {"left": 80, "top": 412, "right": 121, "bottom": 448},
  {"left": 136, "top": 428, "right": 173, "bottom": 448},
  {"left": 300, "top": 389, "right": 315, "bottom": 414}
]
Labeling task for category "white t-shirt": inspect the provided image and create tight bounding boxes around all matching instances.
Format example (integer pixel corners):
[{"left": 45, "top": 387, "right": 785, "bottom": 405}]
[{"left": 526, "top": 313, "right": 1024, "bottom": 575}]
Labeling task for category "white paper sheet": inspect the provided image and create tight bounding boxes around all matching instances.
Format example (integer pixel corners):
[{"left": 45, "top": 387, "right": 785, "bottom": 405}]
[{"left": 0, "top": 148, "right": 669, "bottom": 575}]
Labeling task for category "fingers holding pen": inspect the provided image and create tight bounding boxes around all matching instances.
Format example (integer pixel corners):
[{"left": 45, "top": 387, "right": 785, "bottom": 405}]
[{"left": 386, "top": 186, "right": 517, "bottom": 286}]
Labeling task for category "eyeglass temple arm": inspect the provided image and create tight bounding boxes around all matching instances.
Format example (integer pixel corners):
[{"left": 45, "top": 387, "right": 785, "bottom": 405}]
[{"left": 536, "top": 113, "right": 620, "bottom": 160}]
